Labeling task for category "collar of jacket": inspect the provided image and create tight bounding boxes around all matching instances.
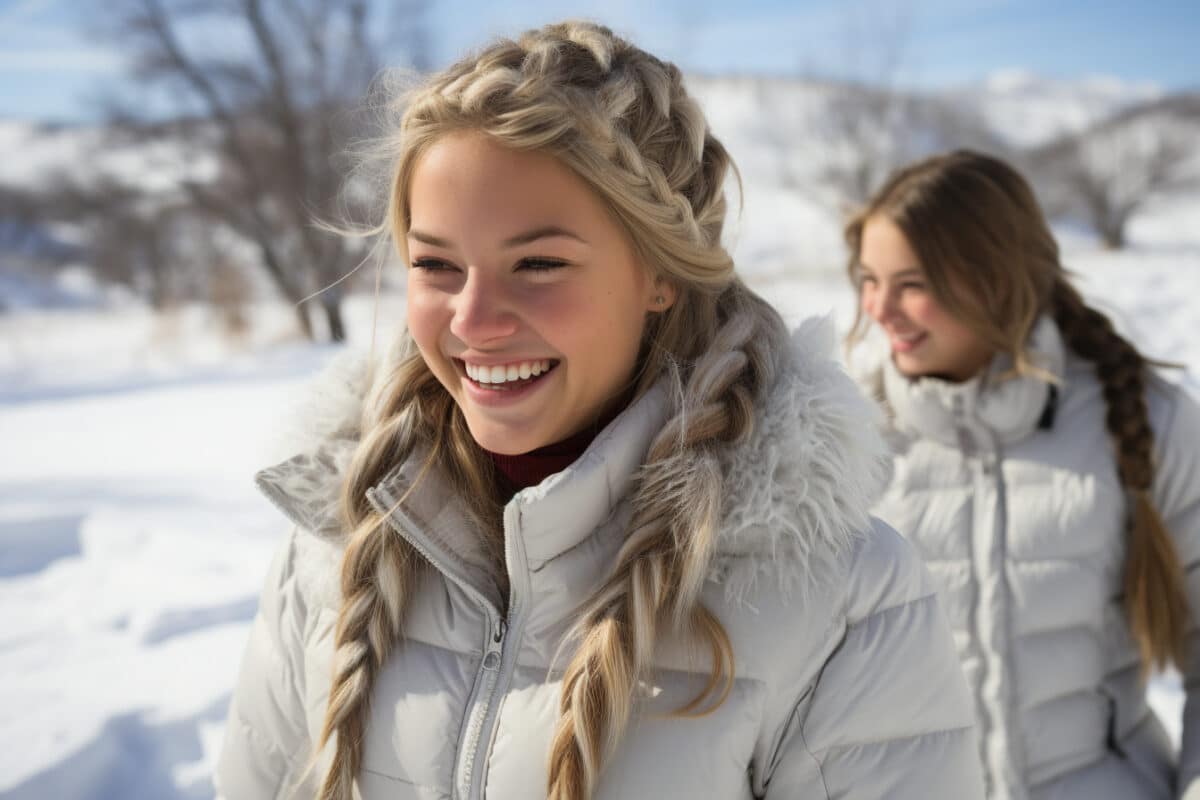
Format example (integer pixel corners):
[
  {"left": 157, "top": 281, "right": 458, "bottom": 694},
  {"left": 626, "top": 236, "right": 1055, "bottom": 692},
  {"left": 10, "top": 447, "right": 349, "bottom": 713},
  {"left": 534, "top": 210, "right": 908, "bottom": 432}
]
[
  {"left": 253, "top": 316, "right": 890, "bottom": 605},
  {"left": 860, "top": 315, "right": 1066, "bottom": 448}
]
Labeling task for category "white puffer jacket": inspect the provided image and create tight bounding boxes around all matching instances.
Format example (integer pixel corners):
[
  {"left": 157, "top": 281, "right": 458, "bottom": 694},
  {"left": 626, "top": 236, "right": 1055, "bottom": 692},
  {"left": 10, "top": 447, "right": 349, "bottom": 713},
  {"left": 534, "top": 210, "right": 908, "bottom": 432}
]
[
  {"left": 215, "top": 320, "right": 984, "bottom": 800},
  {"left": 853, "top": 318, "right": 1200, "bottom": 800}
]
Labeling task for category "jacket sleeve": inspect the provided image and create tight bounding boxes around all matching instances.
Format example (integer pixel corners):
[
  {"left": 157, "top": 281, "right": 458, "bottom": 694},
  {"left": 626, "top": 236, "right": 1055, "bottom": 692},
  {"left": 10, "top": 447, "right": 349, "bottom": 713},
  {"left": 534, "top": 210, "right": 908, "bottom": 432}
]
[
  {"left": 1155, "top": 387, "right": 1200, "bottom": 800},
  {"left": 762, "top": 519, "right": 985, "bottom": 799},
  {"left": 215, "top": 528, "right": 314, "bottom": 800}
]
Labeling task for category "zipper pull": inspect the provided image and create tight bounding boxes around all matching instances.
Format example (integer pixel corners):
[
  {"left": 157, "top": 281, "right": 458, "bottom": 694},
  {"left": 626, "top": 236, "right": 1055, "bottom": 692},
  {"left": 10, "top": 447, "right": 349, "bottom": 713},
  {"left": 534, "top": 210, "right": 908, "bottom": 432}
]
[{"left": 482, "top": 617, "right": 506, "bottom": 671}]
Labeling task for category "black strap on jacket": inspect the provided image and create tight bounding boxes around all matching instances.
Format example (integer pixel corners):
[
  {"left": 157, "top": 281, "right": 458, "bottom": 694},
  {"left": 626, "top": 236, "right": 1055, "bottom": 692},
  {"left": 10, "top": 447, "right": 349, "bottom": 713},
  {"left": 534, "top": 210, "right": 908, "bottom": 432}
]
[{"left": 1038, "top": 384, "right": 1059, "bottom": 430}]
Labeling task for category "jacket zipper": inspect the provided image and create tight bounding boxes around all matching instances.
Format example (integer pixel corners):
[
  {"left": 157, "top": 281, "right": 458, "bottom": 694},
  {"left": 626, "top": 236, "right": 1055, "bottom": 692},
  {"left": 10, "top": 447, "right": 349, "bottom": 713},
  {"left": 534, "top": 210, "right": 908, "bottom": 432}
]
[
  {"left": 463, "top": 501, "right": 530, "bottom": 800},
  {"left": 364, "top": 485, "right": 529, "bottom": 800},
  {"left": 954, "top": 401, "right": 1028, "bottom": 800}
]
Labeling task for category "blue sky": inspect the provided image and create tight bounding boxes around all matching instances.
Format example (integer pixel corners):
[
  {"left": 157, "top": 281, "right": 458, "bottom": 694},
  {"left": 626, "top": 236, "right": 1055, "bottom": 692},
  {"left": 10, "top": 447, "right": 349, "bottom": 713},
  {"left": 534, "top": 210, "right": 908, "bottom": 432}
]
[{"left": 1, "top": 0, "right": 1197, "bottom": 122}]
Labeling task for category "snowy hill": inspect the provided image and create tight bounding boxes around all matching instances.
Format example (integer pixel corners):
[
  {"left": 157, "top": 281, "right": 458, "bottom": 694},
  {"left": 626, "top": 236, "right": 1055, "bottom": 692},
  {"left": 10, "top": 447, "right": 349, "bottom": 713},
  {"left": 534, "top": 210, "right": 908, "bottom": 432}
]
[
  {"left": 0, "top": 120, "right": 217, "bottom": 195},
  {"left": 947, "top": 68, "right": 1166, "bottom": 148}
]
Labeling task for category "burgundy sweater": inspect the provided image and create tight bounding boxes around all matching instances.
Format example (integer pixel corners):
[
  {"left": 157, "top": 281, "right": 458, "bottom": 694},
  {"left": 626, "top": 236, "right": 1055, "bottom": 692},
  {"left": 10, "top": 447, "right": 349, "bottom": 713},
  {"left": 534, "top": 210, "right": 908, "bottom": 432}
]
[{"left": 487, "top": 398, "right": 629, "bottom": 497}]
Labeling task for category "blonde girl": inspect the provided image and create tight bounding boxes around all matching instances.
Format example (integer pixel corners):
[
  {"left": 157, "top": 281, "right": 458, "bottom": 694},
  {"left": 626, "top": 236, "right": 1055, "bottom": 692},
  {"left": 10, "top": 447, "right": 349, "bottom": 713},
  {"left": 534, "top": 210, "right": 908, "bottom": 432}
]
[
  {"left": 217, "top": 22, "right": 983, "bottom": 800},
  {"left": 847, "top": 149, "right": 1200, "bottom": 800}
]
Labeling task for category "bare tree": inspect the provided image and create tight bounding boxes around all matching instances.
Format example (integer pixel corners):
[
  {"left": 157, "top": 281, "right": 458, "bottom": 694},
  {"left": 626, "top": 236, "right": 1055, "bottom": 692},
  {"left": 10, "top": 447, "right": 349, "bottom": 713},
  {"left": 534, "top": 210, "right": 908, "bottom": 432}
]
[
  {"left": 94, "top": 0, "right": 432, "bottom": 340},
  {"left": 1033, "top": 95, "right": 1200, "bottom": 249},
  {"left": 805, "top": 3, "right": 914, "bottom": 213},
  {"left": 0, "top": 185, "right": 47, "bottom": 257},
  {"left": 46, "top": 174, "right": 191, "bottom": 309}
]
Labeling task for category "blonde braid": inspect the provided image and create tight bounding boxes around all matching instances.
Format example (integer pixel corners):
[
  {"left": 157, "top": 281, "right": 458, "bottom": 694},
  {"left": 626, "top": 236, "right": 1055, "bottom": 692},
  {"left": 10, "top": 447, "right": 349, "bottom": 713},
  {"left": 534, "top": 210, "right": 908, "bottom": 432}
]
[
  {"left": 314, "top": 349, "right": 505, "bottom": 800},
  {"left": 547, "top": 290, "right": 783, "bottom": 800}
]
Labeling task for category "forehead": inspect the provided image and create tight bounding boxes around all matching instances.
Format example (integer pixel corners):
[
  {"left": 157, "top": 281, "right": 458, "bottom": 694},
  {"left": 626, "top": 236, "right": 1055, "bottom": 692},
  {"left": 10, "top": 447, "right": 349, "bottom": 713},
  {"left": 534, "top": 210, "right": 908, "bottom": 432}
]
[
  {"left": 858, "top": 215, "right": 922, "bottom": 275},
  {"left": 407, "top": 132, "right": 607, "bottom": 235}
]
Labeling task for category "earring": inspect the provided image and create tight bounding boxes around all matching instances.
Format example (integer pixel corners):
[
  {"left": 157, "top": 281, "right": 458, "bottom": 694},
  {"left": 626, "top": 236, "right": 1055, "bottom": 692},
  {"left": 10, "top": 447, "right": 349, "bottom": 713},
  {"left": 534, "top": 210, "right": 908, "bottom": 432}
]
[{"left": 654, "top": 295, "right": 665, "bottom": 306}]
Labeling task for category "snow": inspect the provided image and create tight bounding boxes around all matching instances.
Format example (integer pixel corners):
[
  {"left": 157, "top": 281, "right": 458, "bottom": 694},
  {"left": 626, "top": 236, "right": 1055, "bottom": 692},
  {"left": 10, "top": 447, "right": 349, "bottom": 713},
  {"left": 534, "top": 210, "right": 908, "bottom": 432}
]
[
  {"left": 2, "top": 74, "right": 1199, "bottom": 799},
  {"left": 953, "top": 69, "right": 1164, "bottom": 148},
  {"left": 0, "top": 120, "right": 218, "bottom": 195}
]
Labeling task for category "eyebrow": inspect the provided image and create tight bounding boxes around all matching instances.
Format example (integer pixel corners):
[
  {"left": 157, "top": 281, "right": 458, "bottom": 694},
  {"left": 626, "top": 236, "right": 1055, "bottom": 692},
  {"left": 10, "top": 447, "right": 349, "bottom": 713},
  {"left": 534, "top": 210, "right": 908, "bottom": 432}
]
[
  {"left": 407, "top": 226, "right": 589, "bottom": 248},
  {"left": 857, "top": 262, "right": 924, "bottom": 280}
]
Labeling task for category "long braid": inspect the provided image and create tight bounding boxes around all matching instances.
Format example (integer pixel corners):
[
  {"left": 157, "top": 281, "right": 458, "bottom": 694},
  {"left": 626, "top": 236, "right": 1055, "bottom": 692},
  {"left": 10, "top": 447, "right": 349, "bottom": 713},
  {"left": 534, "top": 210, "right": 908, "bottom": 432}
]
[
  {"left": 547, "top": 293, "right": 782, "bottom": 800},
  {"left": 1052, "top": 280, "right": 1188, "bottom": 672},
  {"left": 315, "top": 351, "right": 505, "bottom": 800}
]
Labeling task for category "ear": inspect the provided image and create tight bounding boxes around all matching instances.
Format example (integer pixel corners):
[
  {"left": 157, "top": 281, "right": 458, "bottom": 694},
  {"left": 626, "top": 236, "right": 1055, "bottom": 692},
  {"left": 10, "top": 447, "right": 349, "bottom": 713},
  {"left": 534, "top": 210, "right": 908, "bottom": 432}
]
[{"left": 646, "top": 276, "right": 678, "bottom": 312}]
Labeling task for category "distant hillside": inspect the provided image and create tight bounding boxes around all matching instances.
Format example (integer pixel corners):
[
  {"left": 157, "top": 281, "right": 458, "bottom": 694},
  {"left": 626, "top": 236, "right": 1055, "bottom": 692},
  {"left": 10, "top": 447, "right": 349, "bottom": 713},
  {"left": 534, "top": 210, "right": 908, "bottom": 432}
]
[{"left": 945, "top": 69, "right": 1165, "bottom": 148}]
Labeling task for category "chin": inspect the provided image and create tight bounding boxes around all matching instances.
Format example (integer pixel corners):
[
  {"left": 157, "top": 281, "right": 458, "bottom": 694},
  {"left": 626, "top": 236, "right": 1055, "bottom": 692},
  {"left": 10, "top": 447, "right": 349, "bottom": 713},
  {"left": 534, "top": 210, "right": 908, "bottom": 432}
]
[
  {"left": 464, "top": 419, "right": 542, "bottom": 456},
  {"left": 893, "top": 353, "right": 940, "bottom": 380}
]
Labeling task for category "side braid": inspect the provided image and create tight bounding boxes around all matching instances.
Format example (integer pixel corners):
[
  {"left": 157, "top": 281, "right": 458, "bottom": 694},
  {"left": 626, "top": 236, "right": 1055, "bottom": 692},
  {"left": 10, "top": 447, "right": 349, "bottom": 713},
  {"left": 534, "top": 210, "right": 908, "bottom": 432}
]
[
  {"left": 1052, "top": 280, "right": 1188, "bottom": 672},
  {"left": 546, "top": 292, "right": 783, "bottom": 800},
  {"left": 314, "top": 353, "right": 506, "bottom": 800}
]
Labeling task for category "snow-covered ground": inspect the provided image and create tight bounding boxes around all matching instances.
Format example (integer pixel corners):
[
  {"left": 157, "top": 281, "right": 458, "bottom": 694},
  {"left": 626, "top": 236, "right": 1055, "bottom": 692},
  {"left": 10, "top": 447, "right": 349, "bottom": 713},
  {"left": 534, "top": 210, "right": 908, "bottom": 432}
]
[
  {"left": 1, "top": 74, "right": 1198, "bottom": 798},
  {"left": 3, "top": 225, "right": 1197, "bottom": 798}
]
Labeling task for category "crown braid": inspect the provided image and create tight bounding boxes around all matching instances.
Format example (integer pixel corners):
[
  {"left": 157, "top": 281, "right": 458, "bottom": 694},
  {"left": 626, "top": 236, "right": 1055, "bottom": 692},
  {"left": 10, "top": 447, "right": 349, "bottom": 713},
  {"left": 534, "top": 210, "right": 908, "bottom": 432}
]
[{"left": 1052, "top": 280, "right": 1188, "bottom": 672}]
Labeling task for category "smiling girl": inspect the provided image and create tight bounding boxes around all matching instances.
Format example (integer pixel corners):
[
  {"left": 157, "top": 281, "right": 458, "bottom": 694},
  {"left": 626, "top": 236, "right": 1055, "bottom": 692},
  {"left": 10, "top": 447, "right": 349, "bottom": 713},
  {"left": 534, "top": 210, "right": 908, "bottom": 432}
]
[
  {"left": 215, "top": 23, "right": 984, "bottom": 800},
  {"left": 847, "top": 150, "right": 1200, "bottom": 800}
]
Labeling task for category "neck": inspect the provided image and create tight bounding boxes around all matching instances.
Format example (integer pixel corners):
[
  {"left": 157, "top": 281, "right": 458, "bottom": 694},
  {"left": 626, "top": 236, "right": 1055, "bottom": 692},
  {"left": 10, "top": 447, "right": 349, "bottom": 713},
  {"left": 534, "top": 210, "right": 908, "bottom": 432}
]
[{"left": 487, "top": 391, "right": 633, "bottom": 496}]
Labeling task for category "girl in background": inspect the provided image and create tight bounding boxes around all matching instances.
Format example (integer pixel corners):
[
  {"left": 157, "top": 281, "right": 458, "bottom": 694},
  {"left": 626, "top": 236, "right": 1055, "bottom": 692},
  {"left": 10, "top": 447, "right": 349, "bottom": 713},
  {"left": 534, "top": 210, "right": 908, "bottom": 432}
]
[
  {"left": 216, "top": 21, "right": 982, "bottom": 800},
  {"left": 847, "top": 149, "right": 1200, "bottom": 800}
]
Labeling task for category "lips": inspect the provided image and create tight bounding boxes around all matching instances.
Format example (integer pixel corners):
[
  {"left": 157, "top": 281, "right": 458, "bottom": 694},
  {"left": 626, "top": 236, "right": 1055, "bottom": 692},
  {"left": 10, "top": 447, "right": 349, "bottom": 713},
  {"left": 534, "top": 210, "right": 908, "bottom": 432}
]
[{"left": 888, "top": 331, "right": 927, "bottom": 354}]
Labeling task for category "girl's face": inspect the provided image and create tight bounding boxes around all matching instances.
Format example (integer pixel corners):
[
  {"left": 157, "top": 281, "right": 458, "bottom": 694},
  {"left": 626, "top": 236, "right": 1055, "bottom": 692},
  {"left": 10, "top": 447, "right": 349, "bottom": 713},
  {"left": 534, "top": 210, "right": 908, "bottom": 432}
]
[
  {"left": 405, "top": 132, "right": 672, "bottom": 455},
  {"left": 858, "top": 215, "right": 993, "bottom": 383}
]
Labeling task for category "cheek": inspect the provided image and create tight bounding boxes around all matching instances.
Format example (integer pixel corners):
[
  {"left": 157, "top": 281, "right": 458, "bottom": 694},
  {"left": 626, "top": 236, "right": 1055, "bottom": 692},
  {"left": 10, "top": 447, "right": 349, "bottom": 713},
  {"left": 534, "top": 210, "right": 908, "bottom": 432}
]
[
  {"left": 907, "top": 295, "right": 951, "bottom": 331},
  {"left": 552, "top": 285, "right": 646, "bottom": 374},
  {"left": 405, "top": 288, "right": 447, "bottom": 358}
]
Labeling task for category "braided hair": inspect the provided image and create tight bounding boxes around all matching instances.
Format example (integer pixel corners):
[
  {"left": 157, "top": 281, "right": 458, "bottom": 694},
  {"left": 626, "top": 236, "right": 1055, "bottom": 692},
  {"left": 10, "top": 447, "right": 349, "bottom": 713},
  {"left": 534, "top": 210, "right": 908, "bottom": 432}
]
[
  {"left": 1051, "top": 280, "right": 1187, "bottom": 670},
  {"left": 315, "top": 21, "right": 789, "bottom": 800},
  {"left": 845, "top": 149, "right": 1187, "bottom": 675}
]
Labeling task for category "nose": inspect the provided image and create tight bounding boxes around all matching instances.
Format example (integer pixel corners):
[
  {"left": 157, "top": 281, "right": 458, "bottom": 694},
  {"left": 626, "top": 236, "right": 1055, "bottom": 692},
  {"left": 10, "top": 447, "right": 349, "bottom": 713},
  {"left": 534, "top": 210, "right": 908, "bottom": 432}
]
[
  {"left": 449, "top": 269, "right": 519, "bottom": 345},
  {"left": 862, "top": 282, "right": 895, "bottom": 324}
]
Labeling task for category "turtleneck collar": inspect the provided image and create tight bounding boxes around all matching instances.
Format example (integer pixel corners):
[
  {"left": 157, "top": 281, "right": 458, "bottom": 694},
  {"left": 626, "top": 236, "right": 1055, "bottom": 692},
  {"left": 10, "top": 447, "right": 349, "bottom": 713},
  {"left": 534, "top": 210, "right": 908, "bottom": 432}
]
[
  {"left": 876, "top": 316, "right": 1066, "bottom": 447},
  {"left": 485, "top": 393, "right": 631, "bottom": 498}
]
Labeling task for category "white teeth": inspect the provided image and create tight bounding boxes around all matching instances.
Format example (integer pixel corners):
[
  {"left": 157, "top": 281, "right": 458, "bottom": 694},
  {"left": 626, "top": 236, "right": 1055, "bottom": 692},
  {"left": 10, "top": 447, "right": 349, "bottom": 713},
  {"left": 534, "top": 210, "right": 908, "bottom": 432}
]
[{"left": 464, "top": 359, "right": 555, "bottom": 384}]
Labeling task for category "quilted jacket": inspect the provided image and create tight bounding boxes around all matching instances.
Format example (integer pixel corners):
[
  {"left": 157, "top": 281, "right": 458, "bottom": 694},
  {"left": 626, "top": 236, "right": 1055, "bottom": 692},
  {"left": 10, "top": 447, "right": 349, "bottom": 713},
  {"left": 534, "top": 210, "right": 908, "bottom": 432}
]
[
  {"left": 854, "top": 318, "right": 1200, "bottom": 800},
  {"left": 215, "top": 319, "right": 984, "bottom": 799}
]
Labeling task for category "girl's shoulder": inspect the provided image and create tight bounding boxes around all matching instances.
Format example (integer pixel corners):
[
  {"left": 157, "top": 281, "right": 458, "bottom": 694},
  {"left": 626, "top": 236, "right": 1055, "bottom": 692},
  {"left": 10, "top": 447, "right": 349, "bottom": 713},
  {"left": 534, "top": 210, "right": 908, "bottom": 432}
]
[{"left": 709, "top": 514, "right": 941, "bottom": 680}]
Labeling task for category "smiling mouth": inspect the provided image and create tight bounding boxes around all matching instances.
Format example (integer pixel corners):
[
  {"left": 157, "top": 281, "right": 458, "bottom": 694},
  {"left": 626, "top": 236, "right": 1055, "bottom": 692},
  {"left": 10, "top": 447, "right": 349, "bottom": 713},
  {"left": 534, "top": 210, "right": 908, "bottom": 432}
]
[
  {"left": 889, "top": 331, "right": 927, "bottom": 353},
  {"left": 456, "top": 359, "right": 561, "bottom": 391}
]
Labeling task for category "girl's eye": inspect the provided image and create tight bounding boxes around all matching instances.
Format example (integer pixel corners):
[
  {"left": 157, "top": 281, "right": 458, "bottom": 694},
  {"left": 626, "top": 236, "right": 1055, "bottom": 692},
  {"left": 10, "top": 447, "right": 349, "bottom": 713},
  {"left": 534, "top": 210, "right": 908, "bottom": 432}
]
[
  {"left": 518, "top": 257, "right": 568, "bottom": 272},
  {"left": 900, "top": 282, "right": 926, "bottom": 292},
  {"left": 411, "top": 258, "right": 455, "bottom": 272}
]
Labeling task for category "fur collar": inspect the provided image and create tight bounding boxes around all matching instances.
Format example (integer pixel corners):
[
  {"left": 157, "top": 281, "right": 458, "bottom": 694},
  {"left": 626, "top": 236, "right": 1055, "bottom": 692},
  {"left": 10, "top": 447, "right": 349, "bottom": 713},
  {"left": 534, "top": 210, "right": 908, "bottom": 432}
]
[{"left": 255, "top": 316, "right": 889, "bottom": 603}]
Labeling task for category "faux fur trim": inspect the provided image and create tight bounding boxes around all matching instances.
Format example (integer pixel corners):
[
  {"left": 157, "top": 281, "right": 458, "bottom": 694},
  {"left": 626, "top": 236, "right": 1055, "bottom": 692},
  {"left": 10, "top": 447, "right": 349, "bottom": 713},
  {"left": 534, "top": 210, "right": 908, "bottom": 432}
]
[
  {"left": 712, "top": 316, "right": 890, "bottom": 603},
  {"left": 256, "top": 316, "right": 890, "bottom": 605}
]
